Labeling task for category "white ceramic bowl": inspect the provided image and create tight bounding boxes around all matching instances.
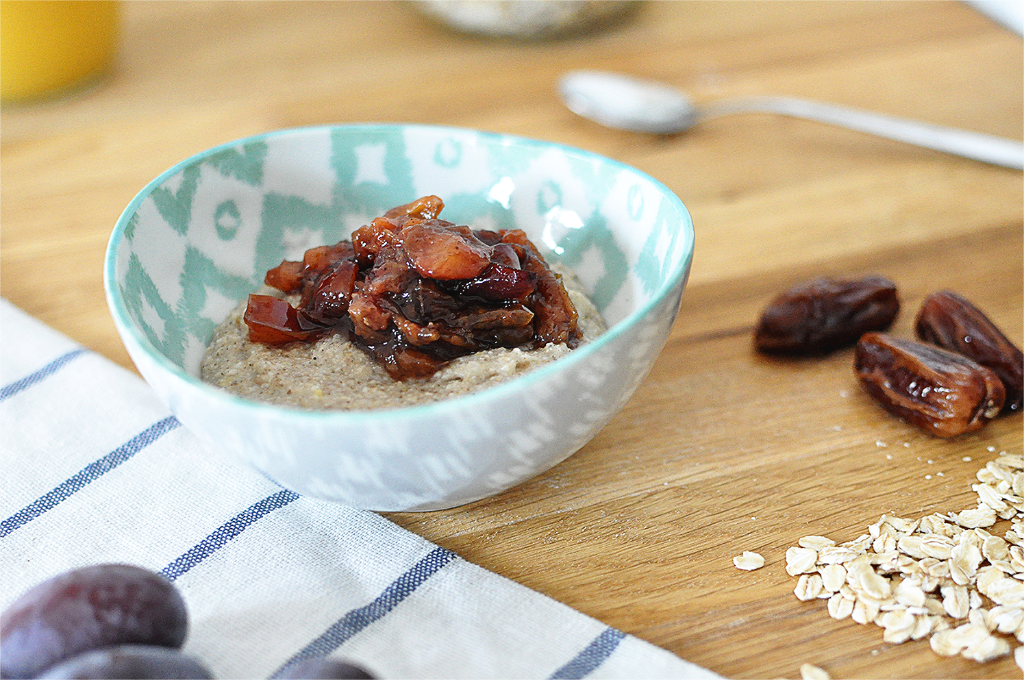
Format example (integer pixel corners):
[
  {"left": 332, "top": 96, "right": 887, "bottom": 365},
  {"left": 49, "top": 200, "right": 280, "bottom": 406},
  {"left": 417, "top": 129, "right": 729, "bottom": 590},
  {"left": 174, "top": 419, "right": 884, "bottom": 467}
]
[{"left": 104, "top": 124, "right": 694, "bottom": 511}]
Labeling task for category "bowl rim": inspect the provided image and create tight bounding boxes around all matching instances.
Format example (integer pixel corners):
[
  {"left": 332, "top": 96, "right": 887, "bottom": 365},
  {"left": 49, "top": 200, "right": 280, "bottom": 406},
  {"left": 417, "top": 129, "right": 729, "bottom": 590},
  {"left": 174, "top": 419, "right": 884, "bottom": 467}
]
[{"left": 103, "top": 122, "right": 694, "bottom": 422}]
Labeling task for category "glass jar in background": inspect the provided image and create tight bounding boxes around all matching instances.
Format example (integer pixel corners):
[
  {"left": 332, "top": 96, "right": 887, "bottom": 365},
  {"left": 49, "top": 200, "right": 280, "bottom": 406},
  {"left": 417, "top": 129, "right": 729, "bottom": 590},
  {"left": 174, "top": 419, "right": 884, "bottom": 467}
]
[
  {"left": 413, "top": 0, "right": 639, "bottom": 40},
  {"left": 1, "top": 0, "right": 119, "bottom": 103}
]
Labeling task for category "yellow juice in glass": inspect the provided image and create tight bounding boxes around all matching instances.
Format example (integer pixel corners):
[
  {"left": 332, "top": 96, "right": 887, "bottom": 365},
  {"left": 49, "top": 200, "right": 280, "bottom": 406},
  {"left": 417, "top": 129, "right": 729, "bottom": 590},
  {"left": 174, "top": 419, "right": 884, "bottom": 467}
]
[{"left": 1, "top": 0, "right": 118, "bottom": 103}]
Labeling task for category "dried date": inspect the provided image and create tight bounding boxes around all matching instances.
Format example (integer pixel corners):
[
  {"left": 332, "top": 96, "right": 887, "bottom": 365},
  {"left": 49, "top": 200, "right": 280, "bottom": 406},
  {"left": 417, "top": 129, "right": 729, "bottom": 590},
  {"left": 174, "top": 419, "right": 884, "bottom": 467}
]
[
  {"left": 755, "top": 276, "right": 899, "bottom": 354},
  {"left": 854, "top": 332, "right": 1005, "bottom": 438},
  {"left": 915, "top": 290, "right": 1023, "bottom": 414}
]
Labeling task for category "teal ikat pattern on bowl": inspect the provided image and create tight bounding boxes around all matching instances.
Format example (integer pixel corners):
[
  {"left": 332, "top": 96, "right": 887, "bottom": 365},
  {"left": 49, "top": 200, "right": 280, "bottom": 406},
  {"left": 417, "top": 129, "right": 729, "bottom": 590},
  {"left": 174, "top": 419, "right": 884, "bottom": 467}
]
[{"left": 111, "top": 125, "right": 693, "bottom": 378}]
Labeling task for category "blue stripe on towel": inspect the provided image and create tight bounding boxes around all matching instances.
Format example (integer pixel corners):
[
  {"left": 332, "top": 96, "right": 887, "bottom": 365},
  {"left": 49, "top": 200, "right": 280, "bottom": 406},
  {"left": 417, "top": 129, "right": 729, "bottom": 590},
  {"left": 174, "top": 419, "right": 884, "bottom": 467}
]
[
  {"left": 549, "top": 627, "right": 626, "bottom": 679},
  {"left": 0, "top": 348, "right": 86, "bottom": 402},
  {"left": 271, "top": 546, "right": 458, "bottom": 678},
  {"left": 0, "top": 416, "right": 181, "bottom": 538},
  {"left": 161, "top": 489, "right": 301, "bottom": 581}
]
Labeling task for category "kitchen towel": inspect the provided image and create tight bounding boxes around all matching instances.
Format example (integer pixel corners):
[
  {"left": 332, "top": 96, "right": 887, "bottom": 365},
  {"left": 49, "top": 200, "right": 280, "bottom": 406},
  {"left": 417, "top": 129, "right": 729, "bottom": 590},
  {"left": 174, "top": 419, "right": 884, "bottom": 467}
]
[{"left": 0, "top": 299, "right": 717, "bottom": 680}]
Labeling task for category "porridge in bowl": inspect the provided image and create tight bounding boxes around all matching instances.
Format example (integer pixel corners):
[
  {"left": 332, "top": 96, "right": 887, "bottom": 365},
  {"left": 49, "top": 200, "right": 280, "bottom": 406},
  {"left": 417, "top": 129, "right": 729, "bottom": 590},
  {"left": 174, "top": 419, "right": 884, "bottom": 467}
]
[{"left": 200, "top": 196, "right": 607, "bottom": 410}]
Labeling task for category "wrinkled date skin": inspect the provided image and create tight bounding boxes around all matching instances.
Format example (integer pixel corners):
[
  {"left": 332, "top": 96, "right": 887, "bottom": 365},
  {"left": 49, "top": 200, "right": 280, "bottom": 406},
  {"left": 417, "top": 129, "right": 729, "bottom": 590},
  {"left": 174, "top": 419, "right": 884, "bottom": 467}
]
[
  {"left": 0, "top": 564, "right": 188, "bottom": 679},
  {"left": 915, "top": 290, "right": 1023, "bottom": 414},
  {"left": 755, "top": 276, "right": 899, "bottom": 354},
  {"left": 37, "top": 646, "right": 212, "bottom": 680},
  {"left": 855, "top": 332, "right": 1005, "bottom": 438}
]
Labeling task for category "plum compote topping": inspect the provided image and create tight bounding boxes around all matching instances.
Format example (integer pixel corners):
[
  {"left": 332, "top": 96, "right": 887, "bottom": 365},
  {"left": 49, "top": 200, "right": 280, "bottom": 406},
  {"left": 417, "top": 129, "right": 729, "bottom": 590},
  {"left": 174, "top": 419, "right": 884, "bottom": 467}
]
[{"left": 244, "top": 196, "right": 580, "bottom": 380}]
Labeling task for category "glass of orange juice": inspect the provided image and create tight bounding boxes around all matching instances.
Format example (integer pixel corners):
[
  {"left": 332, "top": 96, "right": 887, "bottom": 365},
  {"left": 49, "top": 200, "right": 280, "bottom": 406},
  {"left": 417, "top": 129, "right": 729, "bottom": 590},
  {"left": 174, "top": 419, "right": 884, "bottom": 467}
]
[{"left": 1, "top": 0, "right": 119, "bottom": 103}]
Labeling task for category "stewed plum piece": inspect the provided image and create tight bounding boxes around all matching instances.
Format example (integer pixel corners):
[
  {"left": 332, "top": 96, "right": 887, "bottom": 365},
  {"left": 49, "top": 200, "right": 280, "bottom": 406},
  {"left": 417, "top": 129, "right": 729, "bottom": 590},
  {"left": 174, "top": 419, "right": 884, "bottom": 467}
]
[
  {"left": 0, "top": 564, "right": 188, "bottom": 679},
  {"left": 244, "top": 196, "right": 580, "bottom": 380}
]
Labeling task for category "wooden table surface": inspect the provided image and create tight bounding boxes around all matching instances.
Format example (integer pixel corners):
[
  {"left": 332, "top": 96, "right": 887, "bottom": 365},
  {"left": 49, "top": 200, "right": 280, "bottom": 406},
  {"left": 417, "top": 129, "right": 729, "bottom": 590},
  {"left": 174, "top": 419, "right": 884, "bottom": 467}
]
[{"left": 2, "top": 2, "right": 1021, "bottom": 677}]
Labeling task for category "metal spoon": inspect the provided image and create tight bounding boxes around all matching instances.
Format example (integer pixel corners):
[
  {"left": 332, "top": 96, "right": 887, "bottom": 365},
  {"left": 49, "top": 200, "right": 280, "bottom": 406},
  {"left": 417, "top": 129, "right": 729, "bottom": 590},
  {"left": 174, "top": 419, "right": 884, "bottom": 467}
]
[{"left": 558, "top": 70, "right": 1023, "bottom": 170}]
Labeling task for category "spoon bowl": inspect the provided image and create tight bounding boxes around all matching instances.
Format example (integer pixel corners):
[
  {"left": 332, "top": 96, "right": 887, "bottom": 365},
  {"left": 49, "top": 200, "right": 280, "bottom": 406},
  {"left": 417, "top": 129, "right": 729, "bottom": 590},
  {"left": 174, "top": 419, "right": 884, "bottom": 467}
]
[{"left": 558, "top": 70, "right": 697, "bottom": 135}]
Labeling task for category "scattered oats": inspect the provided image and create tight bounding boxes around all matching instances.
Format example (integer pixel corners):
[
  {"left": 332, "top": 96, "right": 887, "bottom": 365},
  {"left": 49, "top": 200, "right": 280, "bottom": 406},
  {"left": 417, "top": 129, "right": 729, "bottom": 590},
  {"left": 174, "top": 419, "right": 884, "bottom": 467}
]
[
  {"left": 989, "top": 446, "right": 998, "bottom": 452},
  {"left": 975, "top": 484, "right": 1011, "bottom": 514},
  {"left": 882, "top": 627, "right": 916, "bottom": 645},
  {"left": 799, "top": 663, "right": 830, "bottom": 680},
  {"left": 878, "top": 608, "right": 914, "bottom": 630},
  {"left": 819, "top": 564, "right": 847, "bottom": 592},
  {"left": 818, "top": 545, "right": 861, "bottom": 565},
  {"left": 962, "top": 633, "right": 1011, "bottom": 662},
  {"left": 896, "top": 580, "right": 926, "bottom": 607},
  {"left": 954, "top": 506, "right": 997, "bottom": 529},
  {"left": 872, "top": 534, "right": 897, "bottom": 554},
  {"left": 848, "top": 557, "right": 892, "bottom": 600},
  {"left": 898, "top": 534, "right": 953, "bottom": 560},
  {"left": 753, "top": 449, "right": 1024, "bottom": 668},
  {"left": 937, "top": 472, "right": 944, "bottom": 477},
  {"left": 919, "top": 515, "right": 950, "bottom": 536},
  {"left": 733, "top": 551, "right": 765, "bottom": 571},
  {"left": 883, "top": 515, "right": 919, "bottom": 534},
  {"left": 911, "top": 614, "right": 936, "bottom": 640},
  {"left": 968, "top": 608, "right": 986, "bottom": 628},
  {"left": 930, "top": 628, "right": 964, "bottom": 656},
  {"left": 978, "top": 468, "right": 1000, "bottom": 485},
  {"left": 844, "top": 533, "right": 873, "bottom": 552},
  {"left": 852, "top": 597, "right": 880, "bottom": 625},
  {"left": 1015, "top": 475, "right": 1024, "bottom": 499},
  {"left": 921, "top": 557, "right": 950, "bottom": 579},
  {"left": 828, "top": 592, "right": 854, "bottom": 620},
  {"left": 876, "top": 440, "right": 887, "bottom": 448},
  {"left": 941, "top": 583, "right": 970, "bottom": 619},
  {"left": 795, "top": 574, "right": 824, "bottom": 601},
  {"left": 799, "top": 535, "right": 836, "bottom": 550},
  {"left": 886, "top": 454, "right": 892, "bottom": 460},
  {"left": 947, "top": 622, "right": 991, "bottom": 650},
  {"left": 786, "top": 547, "right": 819, "bottom": 576},
  {"left": 990, "top": 606, "right": 1024, "bottom": 634},
  {"left": 978, "top": 570, "right": 1024, "bottom": 607},
  {"left": 924, "top": 596, "right": 947, "bottom": 616},
  {"left": 964, "top": 456, "right": 973, "bottom": 462},
  {"left": 983, "top": 536, "right": 1011, "bottom": 563}
]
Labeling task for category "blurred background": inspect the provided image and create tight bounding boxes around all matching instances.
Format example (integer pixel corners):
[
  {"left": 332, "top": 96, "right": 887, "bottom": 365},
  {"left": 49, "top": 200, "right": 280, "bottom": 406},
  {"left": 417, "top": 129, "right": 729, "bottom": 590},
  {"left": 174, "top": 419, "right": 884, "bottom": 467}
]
[{"left": 2, "top": 1, "right": 1021, "bottom": 372}]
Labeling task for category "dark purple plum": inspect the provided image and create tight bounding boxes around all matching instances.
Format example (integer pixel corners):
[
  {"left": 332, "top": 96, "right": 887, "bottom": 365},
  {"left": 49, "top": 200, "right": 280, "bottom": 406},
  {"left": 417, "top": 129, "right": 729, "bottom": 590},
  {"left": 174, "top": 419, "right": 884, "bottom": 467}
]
[
  {"left": 36, "top": 645, "right": 212, "bottom": 679},
  {"left": 0, "top": 564, "right": 187, "bottom": 679}
]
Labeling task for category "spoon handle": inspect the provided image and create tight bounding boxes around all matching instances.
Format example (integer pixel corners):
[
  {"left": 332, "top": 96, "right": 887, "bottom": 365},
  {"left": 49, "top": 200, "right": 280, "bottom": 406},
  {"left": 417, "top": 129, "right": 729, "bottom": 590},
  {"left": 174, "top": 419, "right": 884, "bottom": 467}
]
[{"left": 700, "top": 96, "right": 1023, "bottom": 170}]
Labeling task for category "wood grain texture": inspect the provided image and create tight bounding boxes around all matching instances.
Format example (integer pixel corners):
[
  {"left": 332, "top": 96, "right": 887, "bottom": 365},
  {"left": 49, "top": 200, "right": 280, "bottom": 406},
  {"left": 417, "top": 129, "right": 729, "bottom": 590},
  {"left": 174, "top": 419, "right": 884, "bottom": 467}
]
[{"left": 2, "top": 2, "right": 1021, "bottom": 677}]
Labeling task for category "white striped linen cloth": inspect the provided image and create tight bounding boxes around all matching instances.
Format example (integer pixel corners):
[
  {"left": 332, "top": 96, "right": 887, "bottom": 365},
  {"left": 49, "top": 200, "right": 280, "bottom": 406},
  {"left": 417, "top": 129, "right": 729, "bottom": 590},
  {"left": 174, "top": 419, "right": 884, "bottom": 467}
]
[{"left": 0, "top": 299, "right": 717, "bottom": 680}]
